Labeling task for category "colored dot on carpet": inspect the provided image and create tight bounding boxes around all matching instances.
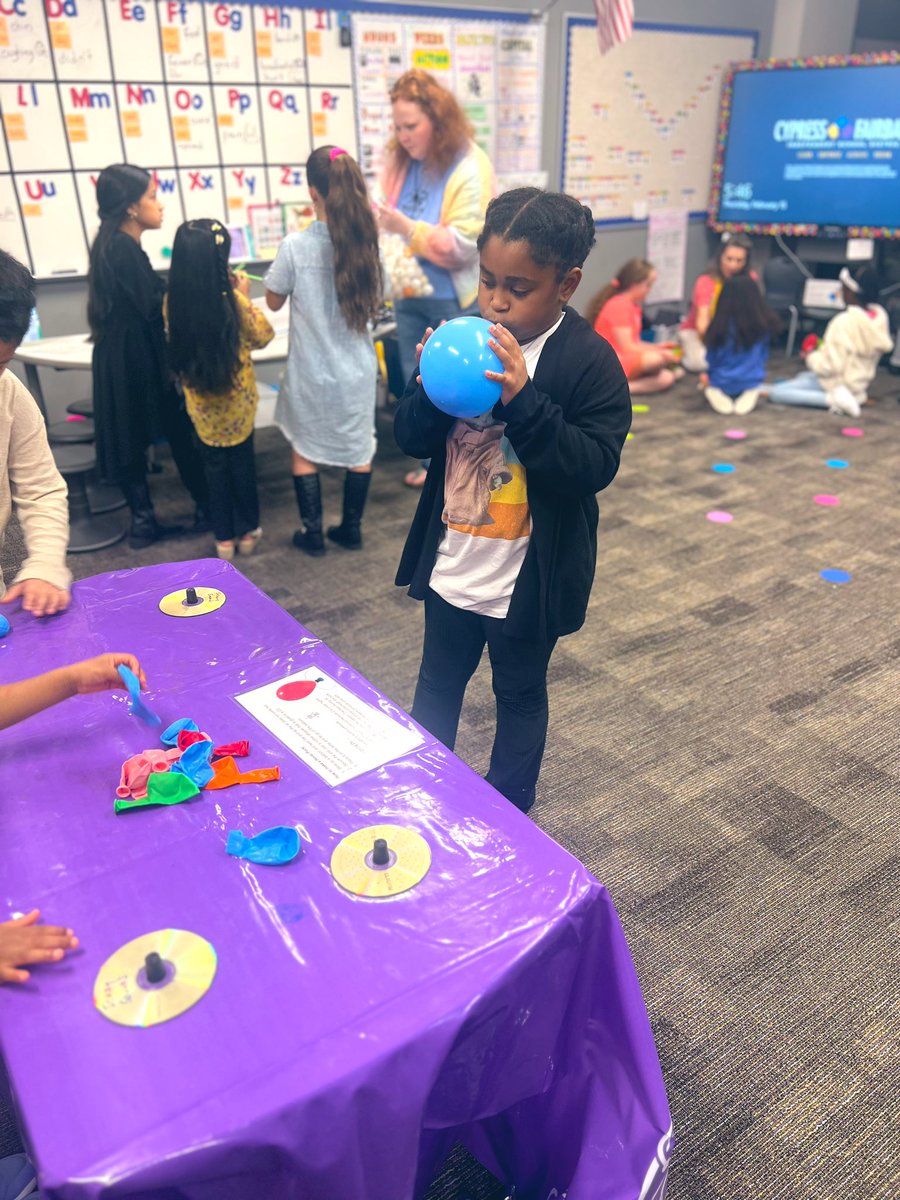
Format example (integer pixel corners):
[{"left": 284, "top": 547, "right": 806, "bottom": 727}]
[
  {"left": 813, "top": 494, "right": 840, "bottom": 506},
  {"left": 626, "top": 432, "right": 634, "bottom": 440},
  {"left": 632, "top": 403, "right": 650, "bottom": 413},
  {"left": 820, "top": 569, "right": 851, "bottom": 584},
  {"left": 706, "top": 510, "right": 733, "bottom": 523},
  {"left": 723, "top": 430, "right": 746, "bottom": 440},
  {"left": 841, "top": 427, "right": 863, "bottom": 438},
  {"left": 825, "top": 458, "right": 849, "bottom": 469},
  {"left": 712, "top": 463, "right": 735, "bottom": 474}
]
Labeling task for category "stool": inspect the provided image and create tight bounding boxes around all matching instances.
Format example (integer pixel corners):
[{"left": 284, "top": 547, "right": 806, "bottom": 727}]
[
  {"left": 66, "top": 399, "right": 94, "bottom": 418},
  {"left": 48, "top": 416, "right": 96, "bottom": 445},
  {"left": 52, "top": 444, "right": 128, "bottom": 552}
]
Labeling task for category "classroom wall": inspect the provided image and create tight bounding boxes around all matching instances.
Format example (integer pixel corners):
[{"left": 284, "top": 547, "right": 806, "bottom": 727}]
[{"left": 21, "top": 0, "right": 874, "bottom": 420}]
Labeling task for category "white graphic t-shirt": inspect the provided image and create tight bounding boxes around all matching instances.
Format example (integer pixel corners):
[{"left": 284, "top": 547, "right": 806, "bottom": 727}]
[{"left": 430, "top": 313, "right": 565, "bottom": 618}]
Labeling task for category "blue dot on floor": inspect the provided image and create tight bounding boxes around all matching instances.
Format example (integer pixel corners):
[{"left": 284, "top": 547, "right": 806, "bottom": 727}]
[
  {"left": 825, "top": 458, "right": 849, "bottom": 469},
  {"left": 820, "top": 569, "right": 852, "bottom": 584},
  {"left": 712, "top": 463, "right": 735, "bottom": 474}
]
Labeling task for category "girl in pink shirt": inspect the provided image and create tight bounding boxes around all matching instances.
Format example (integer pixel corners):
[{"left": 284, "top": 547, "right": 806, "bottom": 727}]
[{"left": 587, "top": 259, "right": 682, "bottom": 394}]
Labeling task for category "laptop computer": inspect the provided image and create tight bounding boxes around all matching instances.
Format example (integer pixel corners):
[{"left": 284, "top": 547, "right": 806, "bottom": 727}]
[{"left": 802, "top": 279, "right": 845, "bottom": 310}]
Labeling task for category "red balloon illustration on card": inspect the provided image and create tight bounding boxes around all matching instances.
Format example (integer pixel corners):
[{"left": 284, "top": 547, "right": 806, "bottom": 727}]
[{"left": 277, "top": 678, "right": 324, "bottom": 702}]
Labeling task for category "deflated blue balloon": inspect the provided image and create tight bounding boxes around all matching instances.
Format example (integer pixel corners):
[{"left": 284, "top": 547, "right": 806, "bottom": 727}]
[
  {"left": 226, "top": 826, "right": 302, "bottom": 865},
  {"left": 171, "top": 738, "right": 214, "bottom": 788},
  {"left": 117, "top": 664, "right": 161, "bottom": 727},
  {"left": 419, "top": 316, "right": 503, "bottom": 419}
]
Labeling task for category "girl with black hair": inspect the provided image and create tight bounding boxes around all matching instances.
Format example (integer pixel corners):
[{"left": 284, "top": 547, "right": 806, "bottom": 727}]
[
  {"left": 88, "top": 164, "right": 208, "bottom": 549},
  {"left": 167, "top": 220, "right": 274, "bottom": 560},
  {"left": 769, "top": 266, "right": 891, "bottom": 418},
  {"left": 678, "top": 233, "right": 754, "bottom": 373},
  {"left": 394, "top": 187, "right": 631, "bottom": 813},
  {"left": 702, "top": 273, "right": 781, "bottom": 414},
  {"left": 266, "top": 146, "right": 382, "bottom": 555}
]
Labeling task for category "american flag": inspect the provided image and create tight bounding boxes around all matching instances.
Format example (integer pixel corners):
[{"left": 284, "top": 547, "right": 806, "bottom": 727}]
[{"left": 594, "top": 0, "right": 634, "bottom": 54}]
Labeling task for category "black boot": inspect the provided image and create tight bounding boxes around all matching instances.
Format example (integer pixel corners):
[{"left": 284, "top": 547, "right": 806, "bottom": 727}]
[
  {"left": 122, "top": 479, "right": 185, "bottom": 551},
  {"left": 327, "top": 471, "right": 371, "bottom": 550},
  {"left": 292, "top": 474, "right": 326, "bottom": 556}
]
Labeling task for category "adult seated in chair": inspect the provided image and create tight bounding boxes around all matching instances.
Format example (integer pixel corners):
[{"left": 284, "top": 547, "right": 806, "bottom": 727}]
[{"left": 0, "top": 250, "right": 71, "bottom": 619}]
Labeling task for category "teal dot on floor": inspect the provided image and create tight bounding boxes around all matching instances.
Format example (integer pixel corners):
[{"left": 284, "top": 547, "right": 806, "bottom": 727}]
[
  {"left": 825, "top": 458, "right": 849, "bottom": 469},
  {"left": 820, "top": 569, "right": 852, "bottom": 584},
  {"left": 712, "top": 463, "right": 735, "bottom": 474}
]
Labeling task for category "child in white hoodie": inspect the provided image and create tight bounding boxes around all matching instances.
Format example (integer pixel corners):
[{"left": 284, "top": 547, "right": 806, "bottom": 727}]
[{"left": 769, "top": 266, "right": 892, "bottom": 417}]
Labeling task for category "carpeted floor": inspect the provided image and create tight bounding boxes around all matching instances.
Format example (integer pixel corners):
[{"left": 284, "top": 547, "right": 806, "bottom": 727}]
[{"left": 3, "top": 354, "right": 898, "bottom": 1199}]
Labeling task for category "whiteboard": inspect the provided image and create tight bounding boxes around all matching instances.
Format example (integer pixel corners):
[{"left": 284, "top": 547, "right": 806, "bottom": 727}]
[
  {"left": 0, "top": 0, "right": 356, "bottom": 278},
  {"left": 562, "top": 20, "right": 757, "bottom": 225}
]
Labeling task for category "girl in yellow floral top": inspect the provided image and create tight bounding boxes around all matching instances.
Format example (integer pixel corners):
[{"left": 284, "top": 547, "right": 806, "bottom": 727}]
[{"left": 167, "top": 219, "right": 274, "bottom": 559}]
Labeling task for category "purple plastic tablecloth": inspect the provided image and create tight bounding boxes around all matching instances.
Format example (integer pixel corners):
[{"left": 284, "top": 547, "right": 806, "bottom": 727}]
[{"left": 0, "top": 560, "right": 671, "bottom": 1200}]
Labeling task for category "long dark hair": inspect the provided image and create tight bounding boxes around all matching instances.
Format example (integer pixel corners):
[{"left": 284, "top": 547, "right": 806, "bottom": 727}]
[
  {"left": 585, "top": 258, "right": 654, "bottom": 328},
  {"left": 167, "top": 219, "right": 241, "bottom": 395},
  {"left": 307, "top": 146, "right": 381, "bottom": 334},
  {"left": 477, "top": 187, "right": 596, "bottom": 275},
  {"left": 706, "top": 232, "right": 752, "bottom": 282},
  {"left": 87, "top": 164, "right": 151, "bottom": 338},
  {"left": 0, "top": 250, "right": 35, "bottom": 344},
  {"left": 705, "top": 273, "right": 781, "bottom": 351}
]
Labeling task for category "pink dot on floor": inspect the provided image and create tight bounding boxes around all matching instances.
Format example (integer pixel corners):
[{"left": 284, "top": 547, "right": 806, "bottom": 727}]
[
  {"left": 706, "top": 510, "right": 734, "bottom": 523},
  {"left": 723, "top": 430, "right": 746, "bottom": 440},
  {"left": 841, "top": 427, "right": 864, "bottom": 438},
  {"left": 814, "top": 494, "right": 840, "bottom": 506}
]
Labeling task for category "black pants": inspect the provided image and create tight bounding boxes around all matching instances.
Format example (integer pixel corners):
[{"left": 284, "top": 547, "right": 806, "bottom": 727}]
[
  {"left": 412, "top": 589, "right": 557, "bottom": 812},
  {"left": 198, "top": 433, "right": 259, "bottom": 542},
  {"left": 159, "top": 389, "right": 209, "bottom": 510}
]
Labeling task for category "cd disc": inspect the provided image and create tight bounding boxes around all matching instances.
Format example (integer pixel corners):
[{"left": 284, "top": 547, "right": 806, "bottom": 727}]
[
  {"left": 158, "top": 586, "right": 227, "bottom": 617},
  {"left": 94, "top": 929, "right": 217, "bottom": 1027},
  {"left": 331, "top": 824, "right": 431, "bottom": 898}
]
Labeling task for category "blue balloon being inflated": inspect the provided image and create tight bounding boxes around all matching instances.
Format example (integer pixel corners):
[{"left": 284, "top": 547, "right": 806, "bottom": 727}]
[{"left": 419, "top": 316, "right": 503, "bottom": 419}]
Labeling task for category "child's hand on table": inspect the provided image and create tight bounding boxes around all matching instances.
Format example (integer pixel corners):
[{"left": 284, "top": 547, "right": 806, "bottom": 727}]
[
  {"left": 0, "top": 578, "right": 70, "bottom": 618},
  {"left": 0, "top": 910, "right": 79, "bottom": 985},
  {"left": 487, "top": 324, "right": 529, "bottom": 405}
]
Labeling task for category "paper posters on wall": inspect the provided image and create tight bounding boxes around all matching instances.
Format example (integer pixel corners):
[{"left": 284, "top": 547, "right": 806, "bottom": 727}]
[
  {"left": 351, "top": 12, "right": 543, "bottom": 191},
  {"left": 236, "top": 667, "right": 424, "bottom": 787},
  {"left": 646, "top": 207, "right": 689, "bottom": 304},
  {"left": 0, "top": 1, "right": 355, "bottom": 278}
]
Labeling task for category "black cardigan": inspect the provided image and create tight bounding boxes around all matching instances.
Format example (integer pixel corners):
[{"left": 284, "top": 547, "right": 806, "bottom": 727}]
[{"left": 394, "top": 307, "right": 631, "bottom": 642}]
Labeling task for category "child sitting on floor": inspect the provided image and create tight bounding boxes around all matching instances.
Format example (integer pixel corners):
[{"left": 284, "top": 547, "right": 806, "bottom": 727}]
[{"left": 768, "top": 266, "right": 891, "bottom": 418}]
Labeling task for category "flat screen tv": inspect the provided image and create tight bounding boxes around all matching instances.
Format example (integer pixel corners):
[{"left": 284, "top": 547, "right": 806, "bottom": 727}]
[{"left": 709, "top": 52, "right": 900, "bottom": 239}]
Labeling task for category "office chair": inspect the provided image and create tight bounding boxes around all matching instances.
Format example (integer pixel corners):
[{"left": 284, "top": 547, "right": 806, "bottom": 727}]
[{"left": 762, "top": 255, "right": 806, "bottom": 357}]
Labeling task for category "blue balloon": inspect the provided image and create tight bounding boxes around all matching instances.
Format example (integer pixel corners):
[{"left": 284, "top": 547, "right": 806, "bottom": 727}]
[
  {"left": 419, "top": 316, "right": 502, "bottom": 418},
  {"left": 0, "top": 614, "right": 9, "bottom": 638}
]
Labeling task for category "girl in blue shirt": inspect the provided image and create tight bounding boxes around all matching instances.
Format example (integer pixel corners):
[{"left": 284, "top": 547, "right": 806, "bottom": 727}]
[{"left": 703, "top": 274, "right": 780, "bottom": 415}]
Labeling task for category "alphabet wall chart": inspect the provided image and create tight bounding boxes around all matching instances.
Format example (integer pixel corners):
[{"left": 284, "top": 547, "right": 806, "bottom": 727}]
[
  {"left": 351, "top": 11, "right": 543, "bottom": 192},
  {"left": 563, "top": 19, "right": 756, "bottom": 225},
  {"left": 0, "top": 0, "right": 356, "bottom": 276}
]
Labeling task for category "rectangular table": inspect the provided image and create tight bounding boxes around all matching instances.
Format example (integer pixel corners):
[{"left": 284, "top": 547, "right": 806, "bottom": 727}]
[{"left": 0, "top": 560, "right": 671, "bottom": 1200}]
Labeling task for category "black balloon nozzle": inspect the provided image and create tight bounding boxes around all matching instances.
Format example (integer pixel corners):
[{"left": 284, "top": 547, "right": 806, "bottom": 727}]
[
  {"left": 184, "top": 587, "right": 201, "bottom": 606},
  {"left": 144, "top": 952, "right": 166, "bottom": 984},
  {"left": 372, "top": 838, "right": 390, "bottom": 867}
]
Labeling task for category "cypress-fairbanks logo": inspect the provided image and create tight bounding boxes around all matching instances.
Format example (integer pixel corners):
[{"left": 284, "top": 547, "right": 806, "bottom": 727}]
[{"left": 773, "top": 116, "right": 900, "bottom": 142}]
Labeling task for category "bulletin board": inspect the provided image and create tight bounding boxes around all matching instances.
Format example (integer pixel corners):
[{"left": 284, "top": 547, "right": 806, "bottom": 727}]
[
  {"left": 351, "top": 10, "right": 543, "bottom": 190},
  {"left": 562, "top": 19, "right": 757, "bottom": 226},
  {"left": 0, "top": 0, "right": 358, "bottom": 278},
  {"left": 0, "top": 0, "right": 544, "bottom": 280}
]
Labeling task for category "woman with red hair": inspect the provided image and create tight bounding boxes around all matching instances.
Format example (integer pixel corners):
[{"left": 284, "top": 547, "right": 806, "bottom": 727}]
[{"left": 376, "top": 69, "right": 495, "bottom": 486}]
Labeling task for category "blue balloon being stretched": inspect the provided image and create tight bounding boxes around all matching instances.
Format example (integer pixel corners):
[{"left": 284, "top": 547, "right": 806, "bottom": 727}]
[{"left": 419, "top": 316, "right": 502, "bottom": 419}]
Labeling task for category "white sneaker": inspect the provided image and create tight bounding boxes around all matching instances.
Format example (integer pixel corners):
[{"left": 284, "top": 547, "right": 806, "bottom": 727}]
[
  {"left": 733, "top": 388, "right": 761, "bottom": 415},
  {"left": 826, "top": 385, "right": 861, "bottom": 418},
  {"left": 705, "top": 386, "right": 734, "bottom": 414}
]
